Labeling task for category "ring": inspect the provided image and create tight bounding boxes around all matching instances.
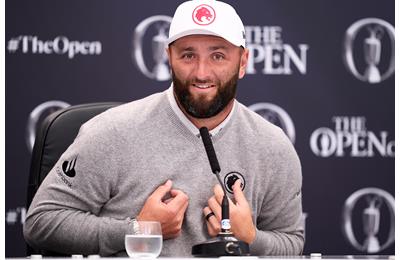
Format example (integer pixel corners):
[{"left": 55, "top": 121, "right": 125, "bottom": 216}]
[{"left": 205, "top": 212, "right": 215, "bottom": 221}]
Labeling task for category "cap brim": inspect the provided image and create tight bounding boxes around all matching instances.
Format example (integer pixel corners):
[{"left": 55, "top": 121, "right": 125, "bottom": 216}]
[{"left": 166, "top": 29, "right": 241, "bottom": 47}]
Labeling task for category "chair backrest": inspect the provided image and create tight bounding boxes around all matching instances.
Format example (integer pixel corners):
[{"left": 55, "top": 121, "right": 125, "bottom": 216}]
[{"left": 26, "top": 102, "right": 122, "bottom": 256}]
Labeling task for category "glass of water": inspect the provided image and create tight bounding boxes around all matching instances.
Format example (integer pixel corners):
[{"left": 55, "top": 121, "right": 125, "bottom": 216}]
[{"left": 125, "top": 221, "right": 163, "bottom": 258}]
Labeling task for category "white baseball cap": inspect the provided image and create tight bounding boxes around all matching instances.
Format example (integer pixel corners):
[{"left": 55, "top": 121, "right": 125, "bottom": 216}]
[{"left": 167, "top": 0, "right": 246, "bottom": 48}]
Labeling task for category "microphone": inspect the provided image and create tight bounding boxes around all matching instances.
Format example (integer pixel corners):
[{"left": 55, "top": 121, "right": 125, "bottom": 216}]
[
  {"left": 199, "top": 127, "right": 230, "bottom": 232},
  {"left": 192, "top": 127, "right": 250, "bottom": 257},
  {"left": 199, "top": 127, "right": 220, "bottom": 174}
]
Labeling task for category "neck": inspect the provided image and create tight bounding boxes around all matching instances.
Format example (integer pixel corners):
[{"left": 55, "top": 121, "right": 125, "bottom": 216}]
[{"left": 177, "top": 98, "right": 235, "bottom": 131}]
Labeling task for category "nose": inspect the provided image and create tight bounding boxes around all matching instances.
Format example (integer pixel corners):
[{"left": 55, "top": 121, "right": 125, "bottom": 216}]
[{"left": 193, "top": 58, "right": 212, "bottom": 81}]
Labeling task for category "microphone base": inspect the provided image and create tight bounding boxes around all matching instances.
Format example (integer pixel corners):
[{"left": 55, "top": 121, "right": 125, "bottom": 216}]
[{"left": 192, "top": 233, "right": 250, "bottom": 257}]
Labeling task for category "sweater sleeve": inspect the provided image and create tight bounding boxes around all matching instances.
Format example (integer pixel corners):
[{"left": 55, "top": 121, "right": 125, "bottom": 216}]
[
  {"left": 250, "top": 130, "right": 304, "bottom": 255},
  {"left": 23, "top": 118, "right": 131, "bottom": 256}
]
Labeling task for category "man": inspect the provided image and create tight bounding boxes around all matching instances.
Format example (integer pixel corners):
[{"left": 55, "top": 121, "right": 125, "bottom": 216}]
[{"left": 24, "top": 0, "right": 304, "bottom": 256}]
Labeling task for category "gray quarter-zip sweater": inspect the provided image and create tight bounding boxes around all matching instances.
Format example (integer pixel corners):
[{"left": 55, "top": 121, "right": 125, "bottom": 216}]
[{"left": 24, "top": 90, "right": 304, "bottom": 256}]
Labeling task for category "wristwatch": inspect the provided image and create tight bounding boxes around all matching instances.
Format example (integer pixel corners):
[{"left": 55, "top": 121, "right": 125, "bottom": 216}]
[{"left": 130, "top": 218, "right": 140, "bottom": 234}]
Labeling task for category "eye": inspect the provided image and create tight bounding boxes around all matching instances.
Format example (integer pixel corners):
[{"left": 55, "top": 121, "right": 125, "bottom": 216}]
[
  {"left": 182, "top": 53, "right": 195, "bottom": 60},
  {"left": 212, "top": 53, "right": 225, "bottom": 61}
]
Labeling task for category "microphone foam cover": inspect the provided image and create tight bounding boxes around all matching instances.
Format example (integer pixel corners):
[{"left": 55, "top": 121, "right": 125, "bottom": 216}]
[{"left": 199, "top": 127, "right": 221, "bottom": 173}]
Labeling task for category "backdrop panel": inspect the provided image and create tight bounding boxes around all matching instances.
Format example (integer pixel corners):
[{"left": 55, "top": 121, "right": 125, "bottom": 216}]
[{"left": 6, "top": 0, "right": 395, "bottom": 256}]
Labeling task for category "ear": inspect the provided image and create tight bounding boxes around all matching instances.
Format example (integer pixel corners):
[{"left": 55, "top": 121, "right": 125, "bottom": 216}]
[
  {"left": 238, "top": 48, "right": 249, "bottom": 79},
  {"left": 166, "top": 47, "right": 172, "bottom": 67}
]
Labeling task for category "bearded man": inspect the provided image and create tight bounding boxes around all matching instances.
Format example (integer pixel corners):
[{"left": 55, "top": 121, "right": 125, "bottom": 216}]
[{"left": 24, "top": 0, "right": 304, "bottom": 257}]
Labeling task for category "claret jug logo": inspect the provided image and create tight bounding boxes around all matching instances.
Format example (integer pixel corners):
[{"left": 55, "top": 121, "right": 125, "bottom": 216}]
[
  {"left": 132, "top": 15, "right": 172, "bottom": 81},
  {"left": 248, "top": 102, "right": 296, "bottom": 144},
  {"left": 344, "top": 18, "right": 395, "bottom": 84},
  {"left": 192, "top": 4, "right": 216, "bottom": 25},
  {"left": 342, "top": 188, "right": 395, "bottom": 253},
  {"left": 26, "top": 101, "right": 70, "bottom": 152}
]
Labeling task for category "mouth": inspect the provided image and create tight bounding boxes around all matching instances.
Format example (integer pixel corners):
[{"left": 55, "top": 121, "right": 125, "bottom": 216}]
[{"left": 192, "top": 83, "right": 216, "bottom": 90}]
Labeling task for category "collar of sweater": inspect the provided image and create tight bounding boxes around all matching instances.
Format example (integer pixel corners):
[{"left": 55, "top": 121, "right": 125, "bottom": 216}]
[{"left": 166, "top": 84, "right": 236, "bottom": 138}]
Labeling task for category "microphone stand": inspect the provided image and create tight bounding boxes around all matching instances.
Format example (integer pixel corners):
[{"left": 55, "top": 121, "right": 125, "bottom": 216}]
[{"left": 191, "top": 127, "right": 250, "bottom": 257}]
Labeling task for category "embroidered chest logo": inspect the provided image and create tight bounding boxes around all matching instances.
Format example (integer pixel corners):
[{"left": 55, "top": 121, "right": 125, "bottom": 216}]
[
  {"left": 224, "top": 171, "right": 246, "bottom": 194},
  {"left": 62, "top": 157, "right": 77, "bottom": 178},
  {"left": 192, "top": 4, "right": 216, "bottom": 26}
]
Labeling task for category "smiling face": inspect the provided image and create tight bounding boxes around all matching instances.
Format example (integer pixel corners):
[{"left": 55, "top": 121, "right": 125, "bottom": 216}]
[{"left": 168, "top": 35, "right": 248, "bottom": 119}]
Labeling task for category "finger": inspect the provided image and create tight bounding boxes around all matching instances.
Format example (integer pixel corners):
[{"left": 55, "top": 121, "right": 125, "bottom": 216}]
[
  {"left": 203, "top": 207, "right": 220, "bottom": 236},
  {"left": 166, "top": 189, "right": 189, "bottom": 212},
  {"left": 164, "top": 189, "right": 186, "bottom": 205},
  {"left": 213, "top": 184, "right": 224, "bottom": 204},
  {"left": 213, "top": 185, "right": 236, "bottom": 210},
  {"left": 232, "top": 180, "right": 247, "bottom": 205},
  {"left": 163, "top": 197, "right": 173, "bottom": 204},
  {"left": 176, "top": 197, "right": 189, "bottom": 217},
  {"left": 170, "top": 189, "right": 184, "bottom": 197},
  {"left": 149, "top": 180, "right": 172, "bottom": 201},
  {"left": 203, "top": 207, "right": 215, "bottom": 222},
  {"left": 206, "top": 221, "right": 217, "bottom": 237},
  {"left": 207, "top": 196, "right": 222, "bottom": 220}
]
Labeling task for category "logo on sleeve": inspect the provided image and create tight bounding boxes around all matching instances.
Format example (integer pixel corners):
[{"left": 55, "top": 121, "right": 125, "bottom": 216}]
[
  {"left": 192, "top": 4, "right": 216, "bottom": 25},
  {"left": 224, "top": 172, "right": 245, "bottom": 194},
  {"left": 62, "top": 157, "right": 77, "bottom": 177}
]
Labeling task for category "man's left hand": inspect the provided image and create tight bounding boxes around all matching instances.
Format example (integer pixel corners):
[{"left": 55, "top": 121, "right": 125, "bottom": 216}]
[{"left": 203, "top": 180, "right": 256, "bottom": 244}]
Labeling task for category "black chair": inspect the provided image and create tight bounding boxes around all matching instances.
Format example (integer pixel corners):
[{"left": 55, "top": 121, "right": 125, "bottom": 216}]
[{"left": 26, "top": 102, "right": 122, "bottom": 256}]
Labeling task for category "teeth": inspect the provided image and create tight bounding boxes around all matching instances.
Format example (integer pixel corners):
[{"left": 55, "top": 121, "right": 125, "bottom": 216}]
[{"left": 195, "top": 84, "right": 212, "bottom": 89}]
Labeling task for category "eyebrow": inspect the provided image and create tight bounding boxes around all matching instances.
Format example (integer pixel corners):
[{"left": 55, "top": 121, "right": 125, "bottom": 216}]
[
  {"left": 208, "top": 45, "right": 228, "bottom": 51},
  {"left": 181, "top": 47, "right": 195, "bottom": 52},
  {"left": 177, "top": 45, "right": 229, "bottom": 52}
]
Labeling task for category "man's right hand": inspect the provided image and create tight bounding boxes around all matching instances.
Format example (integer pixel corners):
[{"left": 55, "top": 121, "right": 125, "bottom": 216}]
[{"left": 137, "top": 180, "right": 189, "bottom": 239}]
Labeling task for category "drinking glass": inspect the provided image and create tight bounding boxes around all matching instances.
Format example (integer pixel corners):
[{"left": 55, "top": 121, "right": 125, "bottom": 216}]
[{"left": 125, "top": 221, "right": 163, "bottom": 258}]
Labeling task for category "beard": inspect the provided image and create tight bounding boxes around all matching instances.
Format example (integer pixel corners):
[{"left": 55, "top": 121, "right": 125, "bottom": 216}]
[{"left": 172, "top": 69, "right": 239, "bottom": 119}]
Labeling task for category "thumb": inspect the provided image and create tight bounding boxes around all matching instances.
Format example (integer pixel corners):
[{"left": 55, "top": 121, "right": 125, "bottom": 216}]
[
  {"left": 232, "top": 180, "right": 247, "bottom": 205},
  {"left": 150, "top": 180, "right": 172, "bottom": 201}
]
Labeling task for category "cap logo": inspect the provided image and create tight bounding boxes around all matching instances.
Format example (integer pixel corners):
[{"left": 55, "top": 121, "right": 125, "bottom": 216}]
[{"left": 192, "top": 4, "right": 216, "bottom": 26}]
